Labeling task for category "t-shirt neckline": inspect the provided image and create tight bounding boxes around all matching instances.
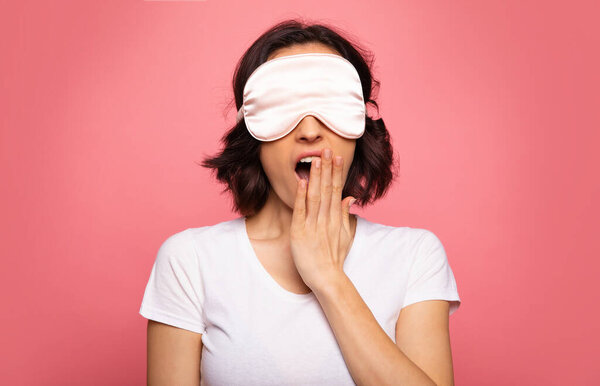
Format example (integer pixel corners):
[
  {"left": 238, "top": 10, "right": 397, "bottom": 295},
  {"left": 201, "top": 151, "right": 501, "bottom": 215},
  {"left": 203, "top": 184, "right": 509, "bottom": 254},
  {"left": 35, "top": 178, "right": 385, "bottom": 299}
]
[{"left": 236, "top": 214, "right": 364, "bottom": 302}]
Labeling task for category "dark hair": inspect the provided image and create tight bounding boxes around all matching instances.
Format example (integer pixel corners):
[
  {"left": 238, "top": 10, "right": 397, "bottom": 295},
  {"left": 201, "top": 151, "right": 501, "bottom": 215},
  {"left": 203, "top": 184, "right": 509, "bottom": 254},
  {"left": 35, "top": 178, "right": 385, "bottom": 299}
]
[{"left": 199, "top": 18, "right": 399, "bottom": 217}]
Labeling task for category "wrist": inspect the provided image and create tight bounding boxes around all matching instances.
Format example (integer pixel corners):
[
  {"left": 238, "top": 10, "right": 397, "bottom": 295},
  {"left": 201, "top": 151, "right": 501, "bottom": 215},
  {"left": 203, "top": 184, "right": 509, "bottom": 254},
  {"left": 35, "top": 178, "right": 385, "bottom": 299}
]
[{"left": 311, "top": 270, "right": 348, "bottom": 299}]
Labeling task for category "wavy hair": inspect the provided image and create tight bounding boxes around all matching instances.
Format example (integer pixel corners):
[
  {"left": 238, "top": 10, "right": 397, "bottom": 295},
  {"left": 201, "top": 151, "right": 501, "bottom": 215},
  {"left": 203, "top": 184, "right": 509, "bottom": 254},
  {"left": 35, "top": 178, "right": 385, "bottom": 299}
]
[{"left": 199, "top": 18, "right": 399, "bottom": 217}]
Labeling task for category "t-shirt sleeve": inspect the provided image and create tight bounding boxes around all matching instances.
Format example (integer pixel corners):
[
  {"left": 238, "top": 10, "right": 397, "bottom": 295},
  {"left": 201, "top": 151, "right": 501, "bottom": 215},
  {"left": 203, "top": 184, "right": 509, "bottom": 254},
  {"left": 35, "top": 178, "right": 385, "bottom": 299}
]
[
  {"left": 139, "top": 230, "right": 206, "bottom": 334},
  {"left": 402, "top": 229, "right": 461, "bottom": 316}
]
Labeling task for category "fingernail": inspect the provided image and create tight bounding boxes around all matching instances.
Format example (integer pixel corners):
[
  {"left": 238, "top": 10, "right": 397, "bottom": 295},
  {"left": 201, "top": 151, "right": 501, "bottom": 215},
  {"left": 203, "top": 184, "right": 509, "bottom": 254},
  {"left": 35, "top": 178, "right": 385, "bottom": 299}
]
[
  {"left": 324, "top": 149, "right": 332, "bottom": 160},
  {"left": 334, "top": 156, "right": 342, "bottom": 166},
  {"left": 350, "top": 198, "right": 356, "bottom": 207}
]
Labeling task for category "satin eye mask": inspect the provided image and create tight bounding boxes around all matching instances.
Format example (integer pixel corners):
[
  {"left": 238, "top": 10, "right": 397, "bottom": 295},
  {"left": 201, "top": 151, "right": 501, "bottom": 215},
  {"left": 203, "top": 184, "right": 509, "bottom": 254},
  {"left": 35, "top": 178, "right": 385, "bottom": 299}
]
[{"left": 236, "top": 53, "right": 366, "bottom": 142}]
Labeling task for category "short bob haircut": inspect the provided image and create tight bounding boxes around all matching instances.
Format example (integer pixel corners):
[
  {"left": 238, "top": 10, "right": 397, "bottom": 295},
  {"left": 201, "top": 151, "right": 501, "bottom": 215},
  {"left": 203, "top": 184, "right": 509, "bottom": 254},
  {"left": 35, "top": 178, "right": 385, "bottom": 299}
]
[{"left": 200, "top": 18, "right": 398, "bottom": 217}]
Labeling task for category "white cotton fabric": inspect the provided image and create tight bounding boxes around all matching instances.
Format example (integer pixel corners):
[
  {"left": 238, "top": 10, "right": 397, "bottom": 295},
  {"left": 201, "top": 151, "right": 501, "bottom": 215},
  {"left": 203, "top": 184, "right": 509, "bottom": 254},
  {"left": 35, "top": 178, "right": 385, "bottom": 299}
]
[{"left": 139, "top": 214, "right": 461, "bottom": 386}]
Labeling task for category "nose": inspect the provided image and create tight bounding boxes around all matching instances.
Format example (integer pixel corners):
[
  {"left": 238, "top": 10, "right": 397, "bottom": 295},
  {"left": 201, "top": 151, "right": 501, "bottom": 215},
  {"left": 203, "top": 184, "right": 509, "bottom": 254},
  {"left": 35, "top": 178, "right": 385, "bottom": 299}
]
[{"left": 293, "top": 115, "right": 327, "bottom": 141}]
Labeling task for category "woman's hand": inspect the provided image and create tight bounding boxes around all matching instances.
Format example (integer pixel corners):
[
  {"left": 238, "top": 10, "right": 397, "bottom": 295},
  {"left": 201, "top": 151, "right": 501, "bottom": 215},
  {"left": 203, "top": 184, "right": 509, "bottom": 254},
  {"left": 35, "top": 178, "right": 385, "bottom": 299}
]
[{"left": 290, "top": 148, "right": 356, "bottom": 292}]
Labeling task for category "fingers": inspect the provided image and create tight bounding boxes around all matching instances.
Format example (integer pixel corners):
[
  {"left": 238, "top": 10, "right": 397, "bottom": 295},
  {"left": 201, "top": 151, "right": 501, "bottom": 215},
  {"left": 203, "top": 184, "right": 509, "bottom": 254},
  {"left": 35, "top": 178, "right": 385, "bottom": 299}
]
[
  {"left": 342, "top": 196, "right": 354, "bottom": 233},
  {"left": 318, "top": 149, "right": 333, "bottom": 227},
  {"left": 292, "top": 177, "right": 307, "bottom": 231},
  {"left": 330, "top": 154, "right": 343, "bottom": 227},
  {"left": 305, "top": 154, "right": 321, "bottom": 228},
  {"left": 303, "top": 148, "right": 345, "bottom": 232}
]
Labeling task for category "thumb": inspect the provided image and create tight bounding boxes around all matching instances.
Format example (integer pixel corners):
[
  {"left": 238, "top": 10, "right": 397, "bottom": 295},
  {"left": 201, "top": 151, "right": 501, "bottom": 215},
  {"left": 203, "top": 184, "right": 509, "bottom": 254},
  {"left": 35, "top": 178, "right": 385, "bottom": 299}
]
[{"left": 342, "top": 197, "right": 356, "bottom": 230}]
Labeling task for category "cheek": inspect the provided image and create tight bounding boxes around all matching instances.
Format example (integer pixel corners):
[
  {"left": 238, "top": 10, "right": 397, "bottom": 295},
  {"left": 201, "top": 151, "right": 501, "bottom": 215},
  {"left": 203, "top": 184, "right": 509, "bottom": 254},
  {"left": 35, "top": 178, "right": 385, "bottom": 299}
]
[
  {"left": 262, "top": 159, "right": 289, "bottom": 186},
  {"left": 344, "top": 153, "right": 355, "bottom": 170},
  {"left": 342, "top": 154, "right": 355, "bottom": 180},
  {"left": 259, "top": 145, "right": 290, "bottom": 178}
]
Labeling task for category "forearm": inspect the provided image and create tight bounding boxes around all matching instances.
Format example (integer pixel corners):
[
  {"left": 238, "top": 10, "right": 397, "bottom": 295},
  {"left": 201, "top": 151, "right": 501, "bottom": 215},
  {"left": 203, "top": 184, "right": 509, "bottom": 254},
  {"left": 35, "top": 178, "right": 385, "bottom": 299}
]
[{"left": 313, "top": 273, "right": 437, "bottom": 386}]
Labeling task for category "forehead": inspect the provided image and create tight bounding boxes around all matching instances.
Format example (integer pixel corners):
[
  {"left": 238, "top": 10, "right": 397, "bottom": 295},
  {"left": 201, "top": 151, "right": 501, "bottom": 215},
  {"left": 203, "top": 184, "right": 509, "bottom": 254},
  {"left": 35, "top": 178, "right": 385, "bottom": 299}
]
[{"left": 267, "top": 43, "right": 342, "bottom": 61}]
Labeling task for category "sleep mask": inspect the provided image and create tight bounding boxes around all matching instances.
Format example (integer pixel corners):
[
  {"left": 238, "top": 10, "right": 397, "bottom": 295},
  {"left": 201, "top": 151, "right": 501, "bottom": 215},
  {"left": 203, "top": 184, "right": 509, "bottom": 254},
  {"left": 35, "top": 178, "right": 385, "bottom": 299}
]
[{"left": 236, "top": 53, "right": 366, "bottom": 142}]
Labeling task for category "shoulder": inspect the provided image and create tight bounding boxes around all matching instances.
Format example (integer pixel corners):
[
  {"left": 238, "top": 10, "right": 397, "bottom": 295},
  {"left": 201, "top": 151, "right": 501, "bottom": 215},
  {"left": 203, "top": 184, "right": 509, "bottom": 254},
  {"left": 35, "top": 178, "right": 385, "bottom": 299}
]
[
  {"left": 186, "top": 217, "right": 240, "bottom": 239},
  {"left": 358, "top": 215, "right": 437, "bottom": 250},
  {"left": 156, "top": 217, "right": 241, "bottom": 264},
  {"left": 157, "top": 228, "right": 193, "bottom": 255}
]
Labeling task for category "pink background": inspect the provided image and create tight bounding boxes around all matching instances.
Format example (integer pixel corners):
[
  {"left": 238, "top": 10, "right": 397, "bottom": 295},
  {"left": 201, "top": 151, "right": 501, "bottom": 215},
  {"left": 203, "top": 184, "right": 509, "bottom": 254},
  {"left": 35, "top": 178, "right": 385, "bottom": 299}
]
[{"left": 2, "top": 0, "right": 598, "bottom": 384}]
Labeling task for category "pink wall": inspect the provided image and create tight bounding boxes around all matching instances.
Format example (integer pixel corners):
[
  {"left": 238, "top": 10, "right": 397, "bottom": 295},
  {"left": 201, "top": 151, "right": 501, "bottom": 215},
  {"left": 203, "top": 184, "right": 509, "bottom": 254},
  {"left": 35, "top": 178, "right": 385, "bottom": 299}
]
[{"left": 2, "top": 0, "right": 598, "bottom": 384}]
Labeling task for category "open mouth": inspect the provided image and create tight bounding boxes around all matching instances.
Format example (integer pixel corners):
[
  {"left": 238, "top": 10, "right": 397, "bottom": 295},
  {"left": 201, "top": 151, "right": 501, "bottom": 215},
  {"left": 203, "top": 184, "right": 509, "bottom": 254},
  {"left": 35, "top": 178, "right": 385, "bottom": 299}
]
[{"left": 294, "top": 159, "right": 314, "bottom": 181}]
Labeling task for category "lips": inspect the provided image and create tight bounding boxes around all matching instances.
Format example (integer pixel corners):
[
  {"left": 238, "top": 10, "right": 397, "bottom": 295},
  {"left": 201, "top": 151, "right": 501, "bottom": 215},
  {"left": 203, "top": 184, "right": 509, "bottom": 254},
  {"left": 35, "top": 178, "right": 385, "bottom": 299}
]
[{"left": 294, "top": 150, "right": 324, "bottom": 166}]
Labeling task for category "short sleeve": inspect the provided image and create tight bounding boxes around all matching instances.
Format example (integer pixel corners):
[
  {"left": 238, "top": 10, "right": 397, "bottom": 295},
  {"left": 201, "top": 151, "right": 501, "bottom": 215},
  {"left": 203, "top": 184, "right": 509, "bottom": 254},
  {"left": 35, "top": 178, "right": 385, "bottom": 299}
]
[
  {"left": 402, "top": 230, "right": 461, "bottom": 316},
  {"left": 139, "top": 230, "right": 206, "bottom": 334}
]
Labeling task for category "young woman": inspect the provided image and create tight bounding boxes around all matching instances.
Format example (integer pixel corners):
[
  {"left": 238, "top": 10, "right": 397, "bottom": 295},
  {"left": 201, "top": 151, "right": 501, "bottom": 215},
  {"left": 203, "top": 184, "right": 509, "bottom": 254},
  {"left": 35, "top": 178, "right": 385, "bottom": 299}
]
[{"left": 140, "top": 19, "right": 461, "bottom": 386}]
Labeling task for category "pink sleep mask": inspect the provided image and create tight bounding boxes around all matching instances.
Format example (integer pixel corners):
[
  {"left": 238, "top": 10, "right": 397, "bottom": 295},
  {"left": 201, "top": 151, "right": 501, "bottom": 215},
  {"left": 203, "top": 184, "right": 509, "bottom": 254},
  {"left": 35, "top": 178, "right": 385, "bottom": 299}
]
[{"left": 236, "top": 53, "right": 366, "bottom": 142}]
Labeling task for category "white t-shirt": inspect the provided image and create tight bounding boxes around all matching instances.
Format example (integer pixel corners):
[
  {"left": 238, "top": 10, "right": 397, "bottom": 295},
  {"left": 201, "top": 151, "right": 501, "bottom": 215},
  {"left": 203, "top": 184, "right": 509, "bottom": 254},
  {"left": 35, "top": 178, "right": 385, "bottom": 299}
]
[{"left": 139, "top": 214, "right": 461, "bottom": 386}]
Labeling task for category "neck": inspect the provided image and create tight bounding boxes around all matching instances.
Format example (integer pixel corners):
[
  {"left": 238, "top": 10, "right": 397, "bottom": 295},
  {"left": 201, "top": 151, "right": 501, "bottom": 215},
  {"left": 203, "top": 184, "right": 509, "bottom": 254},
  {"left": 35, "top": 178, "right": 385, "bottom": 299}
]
[
  {"left": 245, "top": 189, "right": 293, "bottom": 240},
  {"left": 244, "top": 188, "right": 357, "bottom": 241}
]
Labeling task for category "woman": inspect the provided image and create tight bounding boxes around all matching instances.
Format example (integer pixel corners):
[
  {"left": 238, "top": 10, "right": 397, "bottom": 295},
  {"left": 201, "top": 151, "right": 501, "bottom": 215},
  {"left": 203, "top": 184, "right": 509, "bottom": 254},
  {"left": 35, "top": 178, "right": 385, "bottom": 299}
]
[{"left": 140, "top": 19, "right": 461, "bottom": 386}]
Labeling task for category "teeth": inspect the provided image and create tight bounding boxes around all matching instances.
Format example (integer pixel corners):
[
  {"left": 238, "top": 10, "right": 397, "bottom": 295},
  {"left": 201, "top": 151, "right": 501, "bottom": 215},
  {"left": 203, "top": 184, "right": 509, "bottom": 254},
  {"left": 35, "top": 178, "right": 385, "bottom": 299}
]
[{"left": 299, "top": 156, "right": 320, "bottom": 163}]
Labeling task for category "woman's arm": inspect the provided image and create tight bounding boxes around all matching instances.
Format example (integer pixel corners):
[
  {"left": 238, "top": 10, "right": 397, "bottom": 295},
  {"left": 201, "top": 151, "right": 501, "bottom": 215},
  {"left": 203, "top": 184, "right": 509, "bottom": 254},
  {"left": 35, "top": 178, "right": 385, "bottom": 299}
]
[
  {"left": 146, "top": 320, "right": 203, "bottom": 386},
  {"left": 313, "top": 273, "right": 445, "bottom": 386}
]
